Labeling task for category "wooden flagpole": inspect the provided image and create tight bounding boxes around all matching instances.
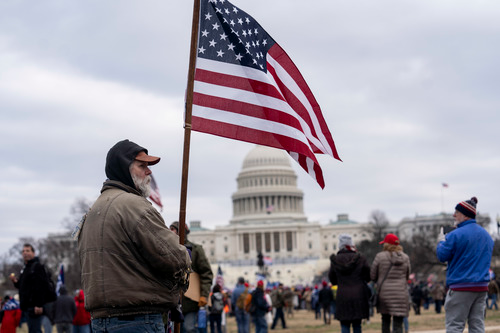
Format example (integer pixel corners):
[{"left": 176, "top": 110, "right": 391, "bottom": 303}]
[{"left": 175, "top": 0, "right": 200, "bottom": 332}]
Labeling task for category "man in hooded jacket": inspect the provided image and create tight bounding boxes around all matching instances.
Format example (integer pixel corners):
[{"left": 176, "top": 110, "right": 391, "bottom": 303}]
[{"left": 77, "top": 139, "right": 191, "bottom": 332}]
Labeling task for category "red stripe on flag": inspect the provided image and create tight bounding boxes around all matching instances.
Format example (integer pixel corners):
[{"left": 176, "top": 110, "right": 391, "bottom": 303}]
[
  {"left": 193, "top": 92, "right": 303, "bottom": 132},
  {"left": 195, "top": 69, "right": 285, "bottom": 101}
]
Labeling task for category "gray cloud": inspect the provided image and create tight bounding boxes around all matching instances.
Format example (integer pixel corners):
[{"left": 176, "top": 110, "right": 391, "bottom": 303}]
[{"left": 1, "top": 0, "right": 499, "bottom": 255}]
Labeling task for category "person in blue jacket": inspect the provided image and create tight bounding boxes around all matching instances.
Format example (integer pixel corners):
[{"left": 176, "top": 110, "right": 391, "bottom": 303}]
[{"left": 436, "top": 196, "right": 493, "bottom": 333}]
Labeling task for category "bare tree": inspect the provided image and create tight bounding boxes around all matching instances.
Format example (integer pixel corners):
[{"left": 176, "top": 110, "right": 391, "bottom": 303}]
[
  {"left": 364, "top": 210, "right": 390, "bottom": 243},
  {"left": 61, "top": 197, "right": 92, "bottom": 232}
]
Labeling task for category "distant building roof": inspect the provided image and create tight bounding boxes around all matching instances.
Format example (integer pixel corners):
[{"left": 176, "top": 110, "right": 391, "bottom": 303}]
[
  {"left": 189, "top": 220, "right": 209, "bottom": 231},
  {"left": 329, "top": 214, "right": 358, "bottom": 225}
]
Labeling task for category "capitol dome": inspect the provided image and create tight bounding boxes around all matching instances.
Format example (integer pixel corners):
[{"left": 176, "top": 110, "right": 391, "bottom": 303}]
[{"left": 230, "top": 145, "right": 306, "bottom": 225}]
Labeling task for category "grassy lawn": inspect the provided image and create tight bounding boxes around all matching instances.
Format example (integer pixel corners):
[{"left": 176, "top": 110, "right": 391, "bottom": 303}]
[{"left": 13, "top": 307, "right": 500, "bottom": 332}]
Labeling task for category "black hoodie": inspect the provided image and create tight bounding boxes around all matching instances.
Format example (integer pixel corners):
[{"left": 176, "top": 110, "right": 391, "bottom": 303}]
[{"left": 105, "top": 139, "right": 148, "bottom": 189}]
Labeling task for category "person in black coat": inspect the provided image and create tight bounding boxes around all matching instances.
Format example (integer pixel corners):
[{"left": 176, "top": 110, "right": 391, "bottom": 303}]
[
  {"left": 251, "top": 281, "right": 270, "bottom": 333},
  {"left": 329, "top": 234, "right": 371, "bottom": 333},
  {"left": 318, "top": 281, "right": 334, "bottom": 324},
  {"left": 9, "top": 243, "right": 52, "bottom": 333}
]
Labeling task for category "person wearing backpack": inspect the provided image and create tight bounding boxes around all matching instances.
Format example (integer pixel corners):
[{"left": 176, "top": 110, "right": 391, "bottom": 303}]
[
  {"left": 231, "top": 277, "right": 250, "bottom": 333},
  {"left": 10, "top": 243, "right": 56, "bottom": 333},
  {"left": 209, "top": 284, "right": 224, "bottom": 333}
]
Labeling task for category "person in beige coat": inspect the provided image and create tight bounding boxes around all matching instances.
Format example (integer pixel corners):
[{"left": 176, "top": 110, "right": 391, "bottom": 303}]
[{"left": 370, "top": 234, "right": 410, "bottom": 333}]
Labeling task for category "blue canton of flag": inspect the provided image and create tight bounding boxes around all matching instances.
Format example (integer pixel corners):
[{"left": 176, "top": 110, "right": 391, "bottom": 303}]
[{"left": 198, "top": 0, "right": 273, "bottom": 72}]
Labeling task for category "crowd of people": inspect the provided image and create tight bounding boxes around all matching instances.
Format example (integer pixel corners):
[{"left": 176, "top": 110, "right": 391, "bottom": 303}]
[{"left": 1, "top": 140, "right": 495, "bottom": 333}]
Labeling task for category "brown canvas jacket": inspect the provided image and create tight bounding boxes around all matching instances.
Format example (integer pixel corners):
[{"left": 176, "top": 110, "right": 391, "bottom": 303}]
[{"left": 78, "top": 180, "right": 191, "bottom": 318}]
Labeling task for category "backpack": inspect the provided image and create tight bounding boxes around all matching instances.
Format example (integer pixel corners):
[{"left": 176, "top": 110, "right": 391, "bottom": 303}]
[
  {"left": 211, "top": 293, "right": 224, "bottom": 314},
  {"left": 31, "top": 262, "right": 57, "bottom": 304},
  {"left": 236, "top": 290, "right": 248, "bottom": 309},
  {"left": 243, "top": 293, "right": 253, "bottom": 313}
]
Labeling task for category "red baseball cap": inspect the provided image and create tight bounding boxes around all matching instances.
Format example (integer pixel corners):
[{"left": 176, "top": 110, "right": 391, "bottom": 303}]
[
  {"left": 257, "top": 280, "right": 264, "bottom": 287},
  {"left": 379, "top": 233, "right": 400, "bottom": 245}
]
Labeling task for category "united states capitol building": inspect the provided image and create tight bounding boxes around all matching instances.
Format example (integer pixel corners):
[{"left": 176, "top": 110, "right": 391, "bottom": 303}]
[{"left": 188, "top": 145, "right": 491, "bottom": 287}]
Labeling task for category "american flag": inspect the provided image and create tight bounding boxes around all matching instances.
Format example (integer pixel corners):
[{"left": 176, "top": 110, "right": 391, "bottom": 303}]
[
  {"left": 191, "top": 0, "right": 341, "bottom": 188},
  {"left": 56, "top": 263, "right": 64, "bottom": 296},
  {"left": 149, "top": 174, "right": 163, "bottom": 210},
  {"left": 215, "top": 265, "right": 224, "bottom": 288}
]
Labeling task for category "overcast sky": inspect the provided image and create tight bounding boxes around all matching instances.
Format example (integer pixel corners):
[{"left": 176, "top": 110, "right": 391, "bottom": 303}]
[{"left": 1, "top": 0, "right": 499, "bottom": 257}]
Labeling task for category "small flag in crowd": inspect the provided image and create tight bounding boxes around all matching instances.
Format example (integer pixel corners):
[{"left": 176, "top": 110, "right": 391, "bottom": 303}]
[
  {"left": 149, "top": 174, "right": 163, "bottom": 210},
  {"left": 56, "top": 264, "right": 64, "bottom": 296},
  {"left": 215, "top": 265, "right": 224, "bottom": 288},
  {"left": 191, "top": 0, "right": 341, "bottom": 189},
  {"left": 263, "top": 256, "right": 273, "bottom": 266}
]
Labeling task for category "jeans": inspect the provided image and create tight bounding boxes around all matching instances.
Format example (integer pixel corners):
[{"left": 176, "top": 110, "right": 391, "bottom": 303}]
[
  {"left": 435, "top": 300, "right": 443, "bottom": 313},
  {"left": 209, "top": 314, "right": 222, "bottom": 333},
  {"left": 91, "top": 313, "right": 164, "bottom": 333},
  {"left": 234, "top": 308, "right": 250, "bottom": 333},
  {"left": 182, "top": 311, "right": 198, "bottom": 333},
  {"left": 27, "top": 314, "right": 43, "bottom": 333},
  {"left": 41, "top": 315, "right": 53, "bottom": 333},
  {"left": 253, "top": 315, "right": 267, "bottom": 333},
  {"left": 57, "top": 323, "right": 73, "bottom": 333},
  {"left": 340, "top": 319, "right": 361, "bottom": 333},
  {"left": 73, "top": 324, "right": 91, "bottom": 333},
  {"left": 445, "top": 290, "right": 487, "bottom": 333},
  {"left": 489, "top": 294, "right": 498, "bottom": 310}
]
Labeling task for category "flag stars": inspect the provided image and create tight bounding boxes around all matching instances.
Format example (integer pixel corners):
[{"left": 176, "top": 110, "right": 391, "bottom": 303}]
[
  {"left": 198, "top": 46, "right": 206, "bottom": 54},
  {"left": 245, "top": 17, "right": 250, "bottom": 24},
  {"left": 242, "top": 30, "right": 247, "bottom": 37},
  {"left": 247, "top": 29, "right": 253, "bottom": 36},
  {"left": 224, "top": 8, "right": 230, "bottom": 14},
  {"left": 227, "top": 43, "right": 235, "bottom": 51},
  {"left": 205, "top": 13, "right": 212, "bottom": 20},
  {"left": 230, "top": 20, "right": 235, "bottom": 26},
  {"left": 217, "top": 49, "right": 225, "bottom": 57},
  {"left": 215, "top": 8, "right": 223, "bottom": 14},
  {"left": 209, "top": 39, "right": 217, "bottom": 47},
  {"left": 201, "top": 29, "right": 209, "bottom": 37},
  {"left": 254, "top": 28, "right": 259, "bottom": 35},
  {"left": 220, "top": 32, "right": 228, "bottom": 40},
  {"left": 262, "top": 39, "right": 268, "bottom": 46},
  {"left": 212, "top": 22, "right": 220, "bottom": 30},
  {"left": 238, "top": 18, "right": 243, "bottom": 25},
  {"left": 235, "top": 53, "right": 243, "bottom": 61},
  {"left": 232, "top": 7, "right": 238, "bottom": 14}
]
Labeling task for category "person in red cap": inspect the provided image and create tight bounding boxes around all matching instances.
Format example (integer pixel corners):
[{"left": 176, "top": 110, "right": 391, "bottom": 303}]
[
  {"left": 76, "top": 139, "right": 191, "bottom": 332},
  {"left": 437, "top": 196, "right": 493, "bottom": 333},
  {"left": 249, "top": 280, "right": 270, "bottom": 333},
  {"left": 370, "top": 233, "right": 410, "bottom": 333}
]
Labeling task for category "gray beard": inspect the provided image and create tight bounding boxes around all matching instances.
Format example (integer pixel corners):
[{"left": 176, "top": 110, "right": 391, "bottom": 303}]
[{"left": 131, "top": 174, "right": 151, "bottom": 198}]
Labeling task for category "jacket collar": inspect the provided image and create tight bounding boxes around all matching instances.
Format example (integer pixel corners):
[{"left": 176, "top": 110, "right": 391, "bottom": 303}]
[
  {"left": 101, "top": 180, "right": 142, "bottom": 196},
  {"left": 457, "top": 219, "right": 476, "bottom": 228}
]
